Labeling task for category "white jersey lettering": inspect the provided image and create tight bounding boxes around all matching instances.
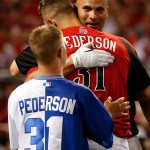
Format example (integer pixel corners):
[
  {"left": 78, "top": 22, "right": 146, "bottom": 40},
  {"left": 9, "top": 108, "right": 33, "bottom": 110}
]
[
  {"left": 19, "top": 96, "right": 76, "bottom": 115},
  {"left": 64, "top": 35, "right": 117, "bottom": 51}
]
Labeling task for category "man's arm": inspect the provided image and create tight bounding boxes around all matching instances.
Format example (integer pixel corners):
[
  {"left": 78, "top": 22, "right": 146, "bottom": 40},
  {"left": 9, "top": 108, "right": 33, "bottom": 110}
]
[
  {"left": 10, "top": 56, "right": 74, "bottom": 78},
  {"left": 137, "top": 85, "right": 150, "bottom": 125},
  {"left": 10, "top": 43, "right": 114, "bottom": 78},
  {"left": 10, "top": 47, "right": 38, "bottom": 77},
  {"left": 10, "top": 60, "right": 24, "bottom": 77}
]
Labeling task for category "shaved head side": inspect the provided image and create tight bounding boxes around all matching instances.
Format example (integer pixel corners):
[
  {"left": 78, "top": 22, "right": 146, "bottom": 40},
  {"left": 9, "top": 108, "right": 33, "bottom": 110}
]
[{"left": 39, "top": 0, "right": 74, "bottom": 24}]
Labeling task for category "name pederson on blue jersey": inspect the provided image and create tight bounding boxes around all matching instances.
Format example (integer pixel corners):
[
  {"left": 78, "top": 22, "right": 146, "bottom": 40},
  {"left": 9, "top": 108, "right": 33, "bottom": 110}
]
[{"left": 8, "top": 75, "right": 113, "bottom": 150}]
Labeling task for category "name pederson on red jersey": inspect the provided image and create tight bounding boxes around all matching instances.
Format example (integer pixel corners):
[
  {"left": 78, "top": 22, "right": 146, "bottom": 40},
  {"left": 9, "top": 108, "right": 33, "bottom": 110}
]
[{"left": 62, "top": 26, "right": 132, "bottom": 138}]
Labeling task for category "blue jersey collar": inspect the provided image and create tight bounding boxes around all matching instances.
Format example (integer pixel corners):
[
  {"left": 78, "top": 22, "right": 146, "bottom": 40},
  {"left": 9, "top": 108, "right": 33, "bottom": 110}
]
[{"left": 35, "top": 75, "right": 64, "bottom": 80}]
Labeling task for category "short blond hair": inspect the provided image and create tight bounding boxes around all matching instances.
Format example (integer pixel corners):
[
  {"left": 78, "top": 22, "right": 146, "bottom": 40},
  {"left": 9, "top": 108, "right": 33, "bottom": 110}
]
[{"left": 29, "top": 24, "right": 62, "bottom": 65}]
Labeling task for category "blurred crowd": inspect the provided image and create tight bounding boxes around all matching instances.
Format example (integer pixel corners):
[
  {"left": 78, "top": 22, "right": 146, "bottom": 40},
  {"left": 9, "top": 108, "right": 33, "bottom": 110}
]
[
  {"left": 0, "top": 0, "right": 42, "bottom": 69},
  {"left": 103, "top": 0, "right": 150, "bottom": 75},
  {"left": 0, "top": 0, "right": 150, "bottom": 149}
]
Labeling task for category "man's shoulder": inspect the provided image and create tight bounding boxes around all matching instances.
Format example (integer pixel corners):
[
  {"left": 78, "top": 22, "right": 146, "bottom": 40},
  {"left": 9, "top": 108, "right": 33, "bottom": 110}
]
[
  {"left": 8, "top": 79, "right": 43, "bottom": 102},
  {"left": 99, "top": 30, "right": 122, "bottom": 40},
  {"left": 62, "top": 26, "right": 119, "bottom": 38},
  {"left": 64, "top": 78, "right": 90, "bottom": 92},
  {"left": 10, "top": 80, "right": 33, "bottom": 94}
]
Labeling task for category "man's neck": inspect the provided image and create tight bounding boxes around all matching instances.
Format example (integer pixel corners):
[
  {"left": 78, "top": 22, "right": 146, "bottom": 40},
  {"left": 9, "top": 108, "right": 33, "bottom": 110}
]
[
  {"left": 37, "top": 64, "right": 63, "bottom": 77},
  {"left": 55, "top": 13, "right": 82, "bottom": 29}
]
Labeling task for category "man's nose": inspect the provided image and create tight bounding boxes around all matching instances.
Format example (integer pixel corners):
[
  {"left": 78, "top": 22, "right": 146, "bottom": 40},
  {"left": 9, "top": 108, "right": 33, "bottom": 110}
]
[{"left": 89, "top": 11, "right": 98, "bottom": 19}]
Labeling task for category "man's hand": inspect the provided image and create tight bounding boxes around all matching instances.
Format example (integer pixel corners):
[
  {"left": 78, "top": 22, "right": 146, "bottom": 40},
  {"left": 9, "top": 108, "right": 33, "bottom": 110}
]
[
  {"left": 71, "top": 42, "right": 114, "bottom": 68},
  {"left": 104, "top": 96, "right": 130, "bottom": 119}
]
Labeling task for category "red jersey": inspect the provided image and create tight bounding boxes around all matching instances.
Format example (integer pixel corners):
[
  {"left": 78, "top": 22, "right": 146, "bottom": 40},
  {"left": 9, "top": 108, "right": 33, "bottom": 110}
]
[
  {"left": 62, "top": 26, "right": 132, "bottom": 137},
  {"left": 16, "top": 26, "right": 150, "bottom": 138}
]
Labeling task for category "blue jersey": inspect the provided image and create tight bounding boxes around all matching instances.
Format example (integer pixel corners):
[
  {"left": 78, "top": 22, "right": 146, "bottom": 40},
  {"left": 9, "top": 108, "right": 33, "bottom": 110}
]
[{"left": 8, "top": 75, "right": 113, "bottom": 150}]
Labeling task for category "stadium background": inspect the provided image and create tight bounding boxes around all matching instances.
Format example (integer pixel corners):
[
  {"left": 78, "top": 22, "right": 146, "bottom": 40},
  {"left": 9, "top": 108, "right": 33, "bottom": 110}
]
[{"left": 0, "top": 0, "right": 150, "bottom": 149}]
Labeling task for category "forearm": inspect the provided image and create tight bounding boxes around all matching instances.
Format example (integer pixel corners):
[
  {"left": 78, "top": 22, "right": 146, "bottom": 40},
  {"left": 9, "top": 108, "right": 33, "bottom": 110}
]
[
  {"left": 138, "top": 85, "right": 150, "bottom": 125},
  {"left": 63, "top": 56, "right": 75, "bottom": 77},
  {"left": 10, "top": 60, "right": 24, "bottom": 77},
  {"left": 139, "top": 99, "right": 150, "bottom": 125}
]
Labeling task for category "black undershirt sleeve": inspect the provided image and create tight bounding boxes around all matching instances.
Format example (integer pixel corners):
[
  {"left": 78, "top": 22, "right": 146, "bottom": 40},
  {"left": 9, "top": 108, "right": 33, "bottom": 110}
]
[
  {"left": 120, "top": 37, "right": 150, "bottom": 101},
  {"left": 15, "top": 47, "right": 38, "bottom": 75}
]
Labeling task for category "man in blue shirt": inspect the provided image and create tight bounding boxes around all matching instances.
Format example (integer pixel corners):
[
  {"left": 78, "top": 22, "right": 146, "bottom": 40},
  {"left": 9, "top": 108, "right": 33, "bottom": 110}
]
[{"left": 8, "top": 24, "right": 113, "bottom": 150}]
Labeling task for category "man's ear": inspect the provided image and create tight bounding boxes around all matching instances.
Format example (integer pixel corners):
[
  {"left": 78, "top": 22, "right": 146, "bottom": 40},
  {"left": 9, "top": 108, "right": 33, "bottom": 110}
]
[
  {"left": 74, "top": 2, "right": 77, "bottom": 8},
  {"left": 48, "top": 19, "right": 57, "bottom": 26},
  {"left": 58, "top": 48, "right": 62, "bottom": 58}
]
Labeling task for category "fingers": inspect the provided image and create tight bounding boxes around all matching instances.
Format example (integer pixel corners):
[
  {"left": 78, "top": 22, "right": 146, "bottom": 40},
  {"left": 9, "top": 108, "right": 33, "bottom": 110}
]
[
  {"left": 120, "top": 100, "right": 130, "bottom": 108},
  {"left": 82, "top": 46, "right": 115, "bottom": 61},
  {"left": 104, "top": 96, "right": 112, "bottom": 107},
  {"left": 120, "top": 112, "right": 129, "bottom": 117},
  {"left": 120, "top": 102, "right": 131, "bottom": 111},
  {"left": 83, "top": 49, "right": 115, "bottom": 66},
  {"left": 85, "top": 49, "right": 114, "bottom": 59},
  {"left": 92, "top": 49, "right": 114, "bottom": 59},
  {"left": 114, "top": 97, "right": 130, "bottom": 117},
  {"left": 93, "top": 49, "right": 111, "bottom": 55},
  {"left": 107, "top": 96, "right": 112, "bottom": 102},
  {"left": 95, "top": 53, "right": 114, "bottom": 66},
  {"left": 99, "top": 57, "right": 114, "bottom": 64},
  {"left": 120, "top": 101, "right": 130, "bottom": 107},
  {"left": 92, "top": 50, "right": 114, "bottom": 63},
  {"left": 117, "top": 97, "right": 125, "bottom": 104},
  {"left": 118, "top": 101, "right": 130, "bottom": 117},
  {"left": 98, "top": 63, "right": 109, "bottom": 67}
]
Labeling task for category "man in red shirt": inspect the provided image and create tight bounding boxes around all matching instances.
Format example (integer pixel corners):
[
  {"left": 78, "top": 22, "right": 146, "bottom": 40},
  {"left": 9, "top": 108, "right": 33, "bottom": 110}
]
[{"left": 74, "top": 0, "right": 150, "bottom": 149}]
